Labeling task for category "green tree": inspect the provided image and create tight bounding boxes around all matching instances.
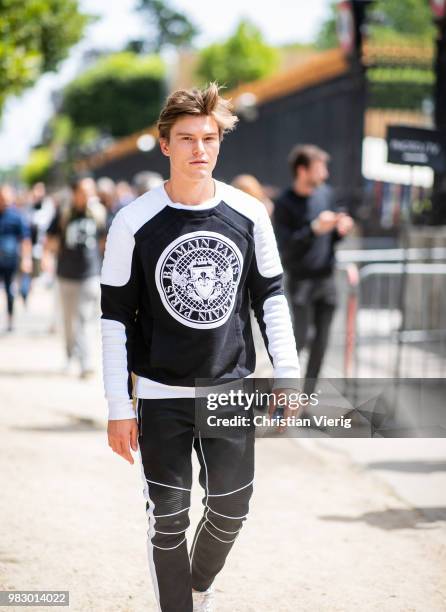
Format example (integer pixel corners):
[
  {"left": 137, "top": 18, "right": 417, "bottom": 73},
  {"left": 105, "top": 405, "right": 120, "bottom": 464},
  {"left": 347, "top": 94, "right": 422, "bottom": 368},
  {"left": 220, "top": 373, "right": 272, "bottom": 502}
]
[
  {"left": 21, "top": 147, "right": 53, "bottom": 185},
  {"left": 316, "top": 0, "right": 434, "bottom": 49},
  {"left": 62, "top": 52, "right": 165, "bottom": 138},
  {"left": 372, "top": 0, "right": 434, "bottom": 40},
  {"left": 368, "top": 67, "right": 434, "bottom": 109},
  {"left": 315, "top": 2, "right": 339, "bottom": 50},
  {"left": 0, "top": 0, "right": 90, "bottom": 116},
  {"left": 135, "top": 0, "right": 198, "bottom": 52},
  {"left": 197, "top": 20, "right": 279, "bottom": 90}
]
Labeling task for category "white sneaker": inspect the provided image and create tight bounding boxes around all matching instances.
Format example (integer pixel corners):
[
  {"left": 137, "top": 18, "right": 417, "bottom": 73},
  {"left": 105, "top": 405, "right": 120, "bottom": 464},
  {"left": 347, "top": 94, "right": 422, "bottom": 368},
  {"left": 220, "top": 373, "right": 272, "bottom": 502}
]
[{"left": 192, "top": 585, "right": 214, "bottom": 611}]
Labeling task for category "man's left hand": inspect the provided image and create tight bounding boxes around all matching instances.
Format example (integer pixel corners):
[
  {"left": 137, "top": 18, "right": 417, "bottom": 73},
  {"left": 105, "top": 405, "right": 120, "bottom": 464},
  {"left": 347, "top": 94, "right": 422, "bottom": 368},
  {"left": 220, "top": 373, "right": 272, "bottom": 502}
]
[
  {"left": 336, "top": 213, "right": 354, "bottom": 237},
  {"left": 268, "top": 388, "right": 303, "bottom": 433}
]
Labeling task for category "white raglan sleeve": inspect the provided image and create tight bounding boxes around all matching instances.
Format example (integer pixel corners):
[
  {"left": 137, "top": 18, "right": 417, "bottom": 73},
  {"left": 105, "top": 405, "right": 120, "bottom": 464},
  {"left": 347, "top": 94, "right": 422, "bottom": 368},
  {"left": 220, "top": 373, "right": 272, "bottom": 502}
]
[
  {"left": 248, "top": 204, "right": 301, "bottom": 386},
  {"left": 100, "top": 210, "right": 140, "bottom": 420}
]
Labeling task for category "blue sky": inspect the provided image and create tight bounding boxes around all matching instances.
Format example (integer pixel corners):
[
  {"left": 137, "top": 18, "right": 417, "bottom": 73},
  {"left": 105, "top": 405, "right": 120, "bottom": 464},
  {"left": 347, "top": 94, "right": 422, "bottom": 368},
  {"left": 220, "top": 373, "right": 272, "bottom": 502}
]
[{"left": 0, "top": 0, "right": 331, "bottom": 168}]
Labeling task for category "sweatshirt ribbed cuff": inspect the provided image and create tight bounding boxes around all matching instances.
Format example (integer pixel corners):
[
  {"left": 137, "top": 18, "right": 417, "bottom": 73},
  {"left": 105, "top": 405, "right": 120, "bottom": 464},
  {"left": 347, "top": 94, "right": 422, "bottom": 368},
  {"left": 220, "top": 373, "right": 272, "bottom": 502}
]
[
  {"left": 107, "top": 399, "right": 136, "bottom": 420},
  {"left": 272, "top": 367, "right": 301, "bottom": 390}
]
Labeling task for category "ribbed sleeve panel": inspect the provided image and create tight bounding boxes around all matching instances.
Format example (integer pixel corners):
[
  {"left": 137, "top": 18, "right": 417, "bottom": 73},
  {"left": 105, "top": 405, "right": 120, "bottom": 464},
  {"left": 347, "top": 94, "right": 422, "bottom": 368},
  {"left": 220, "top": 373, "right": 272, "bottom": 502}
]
[
  {"left": 101, "top": 319, "right": 136, "bottom": 419},
  {"left": 100, "top": 208, "right": 140, "bottom": 420},
  {"left": 245, "top": 193, "right": 301, "bottom": 387},
  {"left": 253, "top": 204, "right": 283, "bottom": 278},
  {"left": 262, "top": 295, "right": 301, "bottom": 383}
]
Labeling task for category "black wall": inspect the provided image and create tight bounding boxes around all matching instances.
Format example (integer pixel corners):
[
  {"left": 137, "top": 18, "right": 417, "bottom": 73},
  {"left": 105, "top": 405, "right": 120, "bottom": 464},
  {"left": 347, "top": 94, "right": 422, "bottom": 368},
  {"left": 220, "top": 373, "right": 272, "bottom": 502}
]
[{"left": 93, "top": 66, "right": 365, "bottom": 211}]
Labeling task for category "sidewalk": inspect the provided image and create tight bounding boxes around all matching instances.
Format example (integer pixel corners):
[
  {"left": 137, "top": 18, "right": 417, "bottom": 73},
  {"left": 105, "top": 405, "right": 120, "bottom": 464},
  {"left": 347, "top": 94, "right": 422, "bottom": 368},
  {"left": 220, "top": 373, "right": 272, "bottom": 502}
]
[{"left": 0, "top": 285, "right": 445, "bottom": 611}]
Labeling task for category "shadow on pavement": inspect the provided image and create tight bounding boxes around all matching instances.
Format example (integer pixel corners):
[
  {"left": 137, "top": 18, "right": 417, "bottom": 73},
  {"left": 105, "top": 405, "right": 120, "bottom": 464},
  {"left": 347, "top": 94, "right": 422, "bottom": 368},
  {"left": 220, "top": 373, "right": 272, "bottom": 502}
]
[
  {"left": 366, "top": 460, "right": 446, "bottom": 473},
  {"left": 319, "top": 507, "right": 446, "bottom": 529}
]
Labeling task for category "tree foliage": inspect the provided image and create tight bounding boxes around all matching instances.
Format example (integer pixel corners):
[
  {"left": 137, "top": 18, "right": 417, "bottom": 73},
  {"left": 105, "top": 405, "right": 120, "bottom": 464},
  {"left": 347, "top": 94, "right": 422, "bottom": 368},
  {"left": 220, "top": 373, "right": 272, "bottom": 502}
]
[
  {"left": 20, "top": 147, "right": 53, "bottom": 186},
  {"left": 316, "top": 0, "right": 435, "bottom": 49},
  {"left": 368, "top": 67, "right": 434, "bottom": 109},
  {"left": 0, "top": 0, "right": 90, "bottom": 116},
  {"left": 315, "top": 3, "right": 339, "bottom": 50},
  {"left": 136, "top": 0, "right": 198, "bottom": 52},
  {"left": 372, "top": 0, "right": 434, "bottom": 40},
  {"left": 315, "top": 0, "right": 435, "bottom": 111},
  {"left": 62, "top": 52, "right": 165, "bottom": 138},
  {"left": 196, "top": 20, "right": 279, "bottom": 90}
]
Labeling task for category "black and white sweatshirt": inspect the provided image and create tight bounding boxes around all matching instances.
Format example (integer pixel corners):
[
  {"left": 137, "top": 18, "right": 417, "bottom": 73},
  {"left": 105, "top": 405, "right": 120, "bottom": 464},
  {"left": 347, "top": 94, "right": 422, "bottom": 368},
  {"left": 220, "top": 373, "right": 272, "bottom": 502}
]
[{"left": 101, "top": 180, "right": 300, "bottom": 420}]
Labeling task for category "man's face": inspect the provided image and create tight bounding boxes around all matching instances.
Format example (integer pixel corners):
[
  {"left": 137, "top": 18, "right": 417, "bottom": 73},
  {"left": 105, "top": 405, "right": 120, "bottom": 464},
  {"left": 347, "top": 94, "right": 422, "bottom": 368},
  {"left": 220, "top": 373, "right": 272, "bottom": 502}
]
[
  {"left": 73, "top": 181, "right": 90, "bottom": 210},
  {"left": 298, "top": 159, "right": 329, "bottom": 191},
  {"left": 159, "top": 115, "right": 221, "bottom": 182},
  {"left": 32, "top": 182, "right": 46, "bottom": 202},
  {"left": 0, "top": 184, "right": 15, "bottom": 210}
]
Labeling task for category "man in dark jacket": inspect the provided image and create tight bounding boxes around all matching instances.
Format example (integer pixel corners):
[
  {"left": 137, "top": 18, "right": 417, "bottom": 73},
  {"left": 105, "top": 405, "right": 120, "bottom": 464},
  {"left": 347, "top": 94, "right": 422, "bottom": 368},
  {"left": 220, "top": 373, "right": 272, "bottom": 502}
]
[{"left": 274, "top": 144, "right": 354, "bottom": 396}]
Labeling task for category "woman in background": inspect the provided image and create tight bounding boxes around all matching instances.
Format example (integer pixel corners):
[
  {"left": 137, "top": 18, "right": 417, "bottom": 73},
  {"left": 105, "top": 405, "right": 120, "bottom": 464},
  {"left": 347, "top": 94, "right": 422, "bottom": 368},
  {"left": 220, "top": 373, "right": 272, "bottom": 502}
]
[{"left": 231, "top": 174, "right": 274, "bottom": 217}]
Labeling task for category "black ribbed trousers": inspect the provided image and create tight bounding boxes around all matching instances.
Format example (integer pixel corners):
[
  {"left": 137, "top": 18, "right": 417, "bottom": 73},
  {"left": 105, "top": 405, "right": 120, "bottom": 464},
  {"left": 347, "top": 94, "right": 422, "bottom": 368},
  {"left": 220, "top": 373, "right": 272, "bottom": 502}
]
[{"left": 137, "top": 398, "right": 255, "bottom": 612}]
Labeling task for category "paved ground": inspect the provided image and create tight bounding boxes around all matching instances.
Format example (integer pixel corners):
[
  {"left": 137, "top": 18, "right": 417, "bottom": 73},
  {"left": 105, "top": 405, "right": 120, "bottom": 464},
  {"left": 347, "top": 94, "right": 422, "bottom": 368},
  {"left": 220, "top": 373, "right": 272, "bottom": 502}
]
[{"left": 0, "top": 283, "right": 445, "bottom": 611}]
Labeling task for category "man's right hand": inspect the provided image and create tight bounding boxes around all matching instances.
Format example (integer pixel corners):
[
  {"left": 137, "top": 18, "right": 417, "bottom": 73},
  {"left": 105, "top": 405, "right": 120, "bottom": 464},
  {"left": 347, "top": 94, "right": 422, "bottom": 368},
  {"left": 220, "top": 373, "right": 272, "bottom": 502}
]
[
  {"left": 311, "top": 210, "right": 338, "bottom": 235},
  {"left": 107, "top": 418, "right": 138, "bottom": 464}
]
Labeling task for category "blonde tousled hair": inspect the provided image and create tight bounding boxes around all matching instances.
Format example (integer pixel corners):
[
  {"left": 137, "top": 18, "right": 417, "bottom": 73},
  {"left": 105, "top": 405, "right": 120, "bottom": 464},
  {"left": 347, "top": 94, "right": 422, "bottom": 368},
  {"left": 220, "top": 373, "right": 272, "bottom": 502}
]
[{"left": 157, "top": 83, "right": 238, "bottom": 141}]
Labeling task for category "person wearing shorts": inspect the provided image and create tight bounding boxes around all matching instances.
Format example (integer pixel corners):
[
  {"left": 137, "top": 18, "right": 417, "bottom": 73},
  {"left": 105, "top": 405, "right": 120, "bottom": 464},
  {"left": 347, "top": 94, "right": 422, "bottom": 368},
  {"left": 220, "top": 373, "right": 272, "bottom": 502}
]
[{"left": 101, "top": 84, "right": 300, "bottom": 612}]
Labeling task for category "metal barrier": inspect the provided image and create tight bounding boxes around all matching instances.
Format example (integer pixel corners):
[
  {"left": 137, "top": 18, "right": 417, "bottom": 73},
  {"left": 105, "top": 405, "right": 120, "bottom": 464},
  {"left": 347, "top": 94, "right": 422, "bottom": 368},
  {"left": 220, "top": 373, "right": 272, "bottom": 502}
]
[
  {"left": 336, "top": 247, "right": 446, "bottom": 264},
  {"left": 332, "top": 251, "right": 446, "bottom": 379}
]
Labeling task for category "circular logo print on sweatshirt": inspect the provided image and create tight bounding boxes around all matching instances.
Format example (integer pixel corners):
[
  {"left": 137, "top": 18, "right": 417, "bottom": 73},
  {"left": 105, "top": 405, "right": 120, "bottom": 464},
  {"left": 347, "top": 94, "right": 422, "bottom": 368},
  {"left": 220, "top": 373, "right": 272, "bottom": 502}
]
[{"left": 155, "top": 231, "right": 243, "bottom": 329}]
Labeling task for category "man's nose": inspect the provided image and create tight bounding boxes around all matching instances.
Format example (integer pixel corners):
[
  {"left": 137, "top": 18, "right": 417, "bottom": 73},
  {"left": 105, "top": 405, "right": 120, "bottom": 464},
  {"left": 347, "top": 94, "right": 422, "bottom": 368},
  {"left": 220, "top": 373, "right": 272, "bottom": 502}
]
[{"left": 193, "top": 139, "right": 205, "bottom": 155}]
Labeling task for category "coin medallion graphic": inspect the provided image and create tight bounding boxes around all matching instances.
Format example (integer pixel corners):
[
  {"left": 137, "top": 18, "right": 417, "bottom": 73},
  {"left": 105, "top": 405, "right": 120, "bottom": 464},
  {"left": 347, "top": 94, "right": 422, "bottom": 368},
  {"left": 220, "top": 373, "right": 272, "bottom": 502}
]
[{"left": 155, "top": 231, "right": 243, "bottom": 329}]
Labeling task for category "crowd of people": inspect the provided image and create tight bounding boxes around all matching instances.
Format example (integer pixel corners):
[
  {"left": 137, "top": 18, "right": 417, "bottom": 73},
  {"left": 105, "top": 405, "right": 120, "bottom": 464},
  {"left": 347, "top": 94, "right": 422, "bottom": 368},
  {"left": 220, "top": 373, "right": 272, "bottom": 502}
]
[
  {"left": 0, "top": 147, "right": 353, "bottom": 388},
  {"left": 0, "top": 172, "right": 163, "bottom": 374}
]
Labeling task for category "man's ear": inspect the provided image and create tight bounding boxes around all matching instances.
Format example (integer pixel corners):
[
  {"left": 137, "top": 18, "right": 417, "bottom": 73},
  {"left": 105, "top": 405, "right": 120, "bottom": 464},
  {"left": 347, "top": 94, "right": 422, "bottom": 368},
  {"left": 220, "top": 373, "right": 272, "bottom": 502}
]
[{"left": 159, "top": 138, "right": 170, "bottom": 157}]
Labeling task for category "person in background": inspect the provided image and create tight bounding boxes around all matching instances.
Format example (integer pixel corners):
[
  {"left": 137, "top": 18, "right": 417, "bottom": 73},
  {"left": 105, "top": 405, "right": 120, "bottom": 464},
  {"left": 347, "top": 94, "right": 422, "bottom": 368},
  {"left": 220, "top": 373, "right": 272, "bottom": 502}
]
[
  {"left": 0, "top": 184, "right": 32, "bottom": 331},
  {"left": 115, "top": 180, "right": 135, "bottom": 208},
  {"left": 17, "top": 182, "right": 55, "bottom": 305},
  {"left": 43, "top": 177, "right": 106, "bottom": 377},
  {"left": 28, "top": 183, "right": 55, "bottom": 275},
  {"left": 274, "top": 144, "right": 354, "bottom": 399},
  {"left": 12, "top": 187, "right": 33, "bottom": 306},
  {"left": 97, "top": 177, "right": 118, "bottom": 231},
  {"left": 231, "top": 174, "right": 274, "bottom": 217},
  {"left": 132, "top": 170, "right": 164, "bottom": 197},
  {"left": 44, "top": 187, "right": 69, "bottom": 335}
]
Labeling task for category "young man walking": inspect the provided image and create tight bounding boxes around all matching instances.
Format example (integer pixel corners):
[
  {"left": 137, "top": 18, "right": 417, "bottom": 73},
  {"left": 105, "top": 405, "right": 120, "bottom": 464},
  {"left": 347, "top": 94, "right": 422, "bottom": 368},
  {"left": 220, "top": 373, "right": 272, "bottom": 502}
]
[
  {"left": 274, "top": 145, "right": 354, "bottom": 398},
  {"left": 45, "top": 178, "right": 106, "bottom": 377},
  {"left": 101, "top": 84, "right": 300, "bottom": 612}
]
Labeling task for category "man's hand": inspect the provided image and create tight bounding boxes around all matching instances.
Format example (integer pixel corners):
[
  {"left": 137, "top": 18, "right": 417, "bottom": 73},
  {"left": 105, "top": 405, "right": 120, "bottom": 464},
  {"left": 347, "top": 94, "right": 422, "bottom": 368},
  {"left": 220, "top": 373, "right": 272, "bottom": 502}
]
[
  {"left": 311, "top": 210, "right": 339, "bottom": 235},
  {"left": 20, "top": 257, "right": 33, "bottom": 274},
  {"left": 268, "top": 388, "right": 303, "bottom": 433},
  {"left": 107, "top": 418, "right": 138, "bottom": 464},
  {"left": 41, "top": 235, "right": 59, "bottom": 273},
  {"left": 336, "top": 212, "right": 354, "bottom": 237},
  {"left": 20, "top": 238, "right": 33, "bottom": 274}
]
